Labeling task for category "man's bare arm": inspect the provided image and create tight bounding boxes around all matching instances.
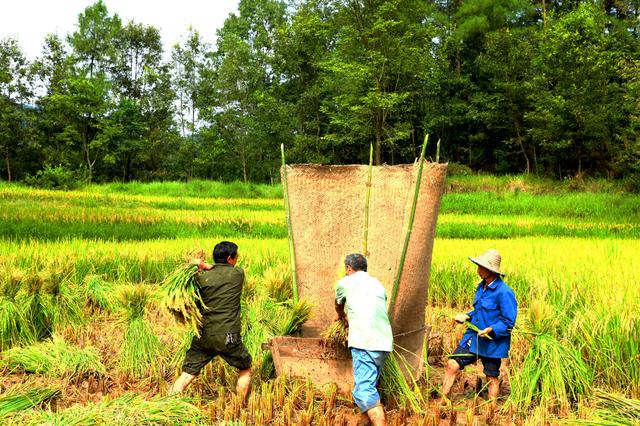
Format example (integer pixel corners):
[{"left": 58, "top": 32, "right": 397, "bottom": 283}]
[{"left": 335, "top": 301, "right": 346, "bottom": 322}]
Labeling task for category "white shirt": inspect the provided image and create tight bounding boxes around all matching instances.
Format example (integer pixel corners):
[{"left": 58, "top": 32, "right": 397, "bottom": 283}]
[{"left": 335, "top": 271, "right": 393, "bottom": 352}]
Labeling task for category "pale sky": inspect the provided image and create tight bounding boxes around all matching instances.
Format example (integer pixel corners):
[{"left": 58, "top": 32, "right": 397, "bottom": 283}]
[{"left": 0, "top": 0, "right": 240, "bottom": 60}]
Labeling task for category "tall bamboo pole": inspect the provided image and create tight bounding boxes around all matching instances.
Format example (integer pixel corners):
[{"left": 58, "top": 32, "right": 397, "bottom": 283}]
[
  {"left": 436, "top": 139, "right": 441, "bottom": 163},
  {"left": 388, "top": 134, "right": 429, "bottom": 316},
  {"left": 363, "top": 144, "right": 374, "bottom": 255},
  {"left": 281, "top": 144, "right": 298, "bottom": 302}
]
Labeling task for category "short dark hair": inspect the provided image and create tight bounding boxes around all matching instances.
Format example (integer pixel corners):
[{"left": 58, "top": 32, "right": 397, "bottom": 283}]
[
  {"left": 213, "top": 241, "right": 238, "bottom": 264},
  {"left": 345, "top": 253, "right": 367, "bottom": 272}
]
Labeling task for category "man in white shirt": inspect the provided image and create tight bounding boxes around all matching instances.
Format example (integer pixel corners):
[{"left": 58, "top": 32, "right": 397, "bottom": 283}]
[{"left": 335, "top": 253, "right": 393, "bottom": 426}]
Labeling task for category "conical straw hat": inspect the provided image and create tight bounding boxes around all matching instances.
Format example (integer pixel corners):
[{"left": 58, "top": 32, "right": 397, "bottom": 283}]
[{"left": 469, "top": 249, "right": 504, "bottom": 276}]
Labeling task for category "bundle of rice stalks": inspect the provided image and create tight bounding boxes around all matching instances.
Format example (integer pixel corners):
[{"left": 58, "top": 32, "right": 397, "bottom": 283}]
[
  {"left": 241, "top": 295, "right": 312, "bottom": 380},
  {"left": 262, "top": 264, "right": 292, "bottom": 302},
  {"left": 279, "top": 300, "right": 312, "bottom": 336},
  {"left": 0, "top": 297, "right": 34, "bottom": 350},
  {"left": 84, "top": 275, "right": 115, "bottom": 313},
  {"left": 0, "top": 335, "right": 106, "bottom": 379},
  {"left": 160, "top": 263, "right": 205, "bottom": 337},
  {"left": 562, "top": 390, "right": 640, "bottom": 425},
  {"left": 590, "top": 389, "right": 640, "bottom": 425},
  {"left": 508, "top": 333, "right": 593, "bottom": 414},
  {"left": 16, "top": 272, "right": 50, "bottom": 341},
  {"left": 39, "top": 274, "right": 84, "bottom": 330},
  {"left": 118, "top": 286, "right": 162, "bottom": 378},
  {"left": 321, "top": 320, "right": 348, "bottom": 348},
  {"left": 16, "top": 393, "right": 201, "bottom": 425},
  {"left": 3, "top": 269, "right": 24, "bottom": 300},
  {"left": 0, "top": 270, "right": 35, "bottom": 350},
  {"left": 380, "top": 351, "right": 426, "bottom": 414},
  {"left": 0, "top": 385, "right": 60, "bottom": 419}
]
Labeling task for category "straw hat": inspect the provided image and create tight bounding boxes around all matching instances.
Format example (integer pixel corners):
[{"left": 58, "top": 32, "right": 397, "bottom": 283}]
[{"left": 469, "top": 249, "right": 504, "bottom": 276}]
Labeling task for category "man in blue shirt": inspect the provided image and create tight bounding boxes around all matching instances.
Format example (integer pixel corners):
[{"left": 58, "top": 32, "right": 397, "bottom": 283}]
[{"left": 441, "top": 249, "right": 517, "bottom": 407}]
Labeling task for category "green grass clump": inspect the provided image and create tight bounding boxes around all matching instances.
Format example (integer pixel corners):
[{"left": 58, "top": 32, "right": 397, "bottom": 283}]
[
  {"left": 509, "top": 333, "right": 593, "bottom": 414},
  {"left": 160, "top": 263, "right": 204, "bottom": 337},
  {"left": 118, "top": 286, "right": 162, "bottom": 378},
  {"left": 0, "top": 385, "right": 60, "bottom": 419},
  {"left": 0, "top": 335, "right": 106, "bottom": 378}
]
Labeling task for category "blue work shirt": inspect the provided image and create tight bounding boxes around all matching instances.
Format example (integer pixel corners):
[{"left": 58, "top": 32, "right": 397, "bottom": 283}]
[{"left": 459, "top": 277, "right": 517, "bottom": 359}]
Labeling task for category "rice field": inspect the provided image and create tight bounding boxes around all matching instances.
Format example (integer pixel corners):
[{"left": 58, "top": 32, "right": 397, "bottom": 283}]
[{"left": 0, "top": 179, "right": 638, "bottom": 425}]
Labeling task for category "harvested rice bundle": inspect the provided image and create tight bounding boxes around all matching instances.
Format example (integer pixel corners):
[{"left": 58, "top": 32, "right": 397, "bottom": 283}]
[
  {"left": 84, "top": 275, "right": 116, "bottom": 313},
  {"left": 0, "top": 385, "right": 60, "bottom": 419},
  {"left": 590, "top": 389, "right": 640, "bottom": 425},
  {"left": 509, "top": 333, "right": 593, "bottom": 413},
  {"left": 380, "top": 351, "right": 425, "bottom": 414},
  {"left": 118, "top": 286, "right": 162, "bottom": 378},
  {"left": 321, "top": 319, "right": 348, "bottom": 348},
  {"left": 279, "top": 300, "right": 312, "bottom": 336},
  {"left": 0, "top": 275, "right": 34, "bottom": 350},
  {"left": 160, "top": 263, "right": 205, "bottom": 337},
  {"left": 39, "top": 271, "right": 84, "bottom": 330},
  {"left": 16, "top": 272, "right": 50, "bottom": 341},
  {"left": 16, "top": 393, "right": 201, "bottom": 425},
  {"left": 0, "top": 335, "right": 106, "bottom": 379},
  {"left": 562, "top": 390, "right": 640, "bottom": 425}
]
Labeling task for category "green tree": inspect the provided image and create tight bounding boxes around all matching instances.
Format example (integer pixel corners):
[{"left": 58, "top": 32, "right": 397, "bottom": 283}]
[
  {"left": 46, "top": 73, "right": 111, "bottom": 182},
  {"left": 108, "top": 21, "right": 172, "bottom": 181},
  {"left": 68, "top": 0, "right": 121, "bottom": 78},
  {"left": 321, "top": 0, "right": 434, "bottom": 164},
  {"left": 171, "top": 28, "right": 208, "bottom": 139},
  {"left": 201, "top": 0, "right": 289, "bottom": 182},
  {"left": 0, "top": 37, "right": 33, "bottom": 182},
  {"left": 526, "top": 3, "right": 629, "bottom": 177}
]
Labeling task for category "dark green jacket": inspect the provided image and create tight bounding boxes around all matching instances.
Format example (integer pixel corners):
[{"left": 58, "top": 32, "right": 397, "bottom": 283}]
[{"left": 198, "top": 263, "right": 244, "bottom": 334}]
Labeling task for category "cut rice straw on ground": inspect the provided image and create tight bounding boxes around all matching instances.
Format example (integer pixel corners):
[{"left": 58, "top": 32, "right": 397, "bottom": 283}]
[
  {"left": 0, "top": 385, "right": 60, "bottom": 419},
  {"left": 562, "top": 389, "right": 640, "bottom": 425},
  {"left": 0, "top": 335, "right": 106, "bottom": 378},
  {"left": 13, "top": 394, "right": 201, "bottom": 425},
  {"left": 160, "top": 263, "right": 205, "bottom": 337}
]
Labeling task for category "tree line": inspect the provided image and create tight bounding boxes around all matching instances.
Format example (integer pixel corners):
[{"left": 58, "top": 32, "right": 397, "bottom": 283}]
[{"left": 1, "top": 0, "right": 639, "bottom": 185}]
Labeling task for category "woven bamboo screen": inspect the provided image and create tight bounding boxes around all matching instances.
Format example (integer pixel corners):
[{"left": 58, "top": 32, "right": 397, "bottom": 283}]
[{"left": 283, "top": 163, "right": 447, "bottom": 374}]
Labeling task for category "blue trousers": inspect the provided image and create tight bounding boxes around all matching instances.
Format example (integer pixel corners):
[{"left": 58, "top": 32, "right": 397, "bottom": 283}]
[{"left": 350, "top": 348, "right": 390, "bottom": 412}]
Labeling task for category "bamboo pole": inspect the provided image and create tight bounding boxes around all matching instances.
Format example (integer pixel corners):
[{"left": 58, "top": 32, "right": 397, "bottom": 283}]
[
  {"left": 388, "top": 134, "right": 429, "bottom": 316},
  {"left": 435, "top": 139, "right": 441, "bottom": 163},
  {"left": 363, "top": 143, "right": 373, "bottom": 256},
  {"left": 281, "top": 144, "right": 299, "bottom": 303}
]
